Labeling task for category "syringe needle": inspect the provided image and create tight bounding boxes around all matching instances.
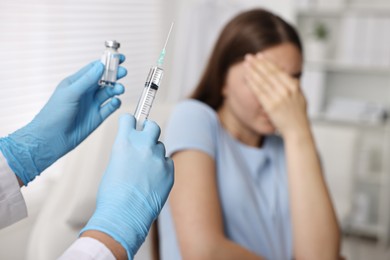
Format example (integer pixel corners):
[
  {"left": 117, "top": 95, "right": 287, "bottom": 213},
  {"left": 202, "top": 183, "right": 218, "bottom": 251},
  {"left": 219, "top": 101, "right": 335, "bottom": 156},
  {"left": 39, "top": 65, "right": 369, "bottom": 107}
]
[
  {"left": 163, "top": 22, "right": 174, "bottom": 50},
  {"left": 158, "top": 22, "right": 174, "bottom": 67}
]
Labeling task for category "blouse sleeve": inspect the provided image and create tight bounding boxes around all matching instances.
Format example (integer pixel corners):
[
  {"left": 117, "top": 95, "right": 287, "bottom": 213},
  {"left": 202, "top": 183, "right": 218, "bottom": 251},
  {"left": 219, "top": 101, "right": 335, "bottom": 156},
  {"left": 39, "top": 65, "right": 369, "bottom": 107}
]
[{"left": 164, "top": 99, "right": 219, "bottom": 159}]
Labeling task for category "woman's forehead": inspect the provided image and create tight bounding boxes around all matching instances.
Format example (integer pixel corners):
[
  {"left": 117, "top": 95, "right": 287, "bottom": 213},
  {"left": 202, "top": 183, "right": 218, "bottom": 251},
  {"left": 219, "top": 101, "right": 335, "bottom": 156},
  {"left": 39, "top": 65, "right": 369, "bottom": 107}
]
[{"left": 260, "top": 43, "right": 303, "bottom": 75}]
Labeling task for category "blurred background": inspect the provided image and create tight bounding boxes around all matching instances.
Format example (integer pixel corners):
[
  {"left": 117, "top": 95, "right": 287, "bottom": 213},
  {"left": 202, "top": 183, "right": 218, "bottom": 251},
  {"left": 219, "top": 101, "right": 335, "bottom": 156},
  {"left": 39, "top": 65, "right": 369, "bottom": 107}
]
[{"left": 1, "top": 0, "right": 390, "bottom": 259}]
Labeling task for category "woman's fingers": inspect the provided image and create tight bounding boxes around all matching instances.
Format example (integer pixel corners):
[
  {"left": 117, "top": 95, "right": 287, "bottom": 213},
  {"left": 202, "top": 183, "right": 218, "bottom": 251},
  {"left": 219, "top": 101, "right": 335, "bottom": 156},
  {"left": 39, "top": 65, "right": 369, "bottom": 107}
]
[
  {"left": 256, "top": 53, "right": 299, "bottom": 94},
  {"left": 244, "top": 52, "right": 305, "bottom": 117},
  {"left": 254, "top": 54, "right": 292, "bottom": 98},
  {"left": 244, "top": 56, "right": 277, "bottom": 102},
  {"left": 245, "top": 69, "right": 272, "bottom": 108}
]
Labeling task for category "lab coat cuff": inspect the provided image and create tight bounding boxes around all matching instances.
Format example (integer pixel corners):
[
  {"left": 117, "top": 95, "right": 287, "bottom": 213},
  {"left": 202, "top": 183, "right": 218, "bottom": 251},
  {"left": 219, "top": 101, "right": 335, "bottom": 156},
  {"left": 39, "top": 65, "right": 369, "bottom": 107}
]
[
  {"left": 0, "top": 151, "right": 28, "bottom": 229},
  {"left": 58, "top": 237, "right": 116, "bottom": 260}
]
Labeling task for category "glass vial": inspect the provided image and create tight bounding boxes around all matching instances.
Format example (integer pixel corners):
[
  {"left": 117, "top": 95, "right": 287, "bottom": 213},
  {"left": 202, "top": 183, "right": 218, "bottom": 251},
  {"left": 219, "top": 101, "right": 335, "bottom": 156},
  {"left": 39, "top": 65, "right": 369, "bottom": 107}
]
[{"left": 99, "top": 40, "right": 121, "bottom": 87}]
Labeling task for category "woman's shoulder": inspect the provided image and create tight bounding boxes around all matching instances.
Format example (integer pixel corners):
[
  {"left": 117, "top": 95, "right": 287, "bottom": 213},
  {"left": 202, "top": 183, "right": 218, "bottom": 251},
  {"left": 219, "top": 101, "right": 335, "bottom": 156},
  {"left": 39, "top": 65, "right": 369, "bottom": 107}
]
[
  {"left": 164, "top": 99, "right": 220, "bottom": 157},
  {"left": 169, "top": 99, "right": 219, "bottom": 126}
]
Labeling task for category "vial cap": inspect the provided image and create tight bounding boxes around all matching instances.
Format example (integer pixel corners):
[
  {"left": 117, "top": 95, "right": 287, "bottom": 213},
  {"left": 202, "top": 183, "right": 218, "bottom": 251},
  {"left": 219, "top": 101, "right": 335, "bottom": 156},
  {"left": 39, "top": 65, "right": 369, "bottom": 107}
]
[{"left": 105, "top": 40, "right": 120, "bottom": 49}]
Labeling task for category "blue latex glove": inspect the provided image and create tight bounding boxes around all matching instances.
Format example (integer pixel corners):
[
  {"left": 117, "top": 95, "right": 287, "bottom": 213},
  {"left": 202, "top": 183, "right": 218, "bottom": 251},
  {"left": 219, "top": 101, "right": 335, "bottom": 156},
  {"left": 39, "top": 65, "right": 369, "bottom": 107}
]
[
  {"left": 80, "top": 114, "right": 174, "bottom": 259},
  {"left": 0, "top": 57, "right": 127, "bottom": 185}
]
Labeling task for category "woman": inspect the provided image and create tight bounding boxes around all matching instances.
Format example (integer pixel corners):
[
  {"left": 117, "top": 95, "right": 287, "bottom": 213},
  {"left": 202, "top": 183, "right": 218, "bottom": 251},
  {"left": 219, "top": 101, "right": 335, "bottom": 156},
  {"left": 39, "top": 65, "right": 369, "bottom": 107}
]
[{"left": 159, "top": 9, "right": 340, "bottom": 260}]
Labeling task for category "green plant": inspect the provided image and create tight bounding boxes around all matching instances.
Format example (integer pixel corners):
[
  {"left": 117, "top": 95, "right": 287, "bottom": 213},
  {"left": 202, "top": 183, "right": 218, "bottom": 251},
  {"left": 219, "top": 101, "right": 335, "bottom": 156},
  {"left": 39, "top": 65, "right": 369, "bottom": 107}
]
[{"left": 313, "top": 22, "right": 329, "bottom": 41}]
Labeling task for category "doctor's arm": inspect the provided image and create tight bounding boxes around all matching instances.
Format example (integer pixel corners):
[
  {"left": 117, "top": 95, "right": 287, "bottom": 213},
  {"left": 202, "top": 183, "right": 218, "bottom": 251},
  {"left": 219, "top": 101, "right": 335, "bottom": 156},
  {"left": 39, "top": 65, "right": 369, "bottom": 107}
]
[
  {"left": 60, "top": 115, "right": 174, "bottom": 260},
  {"left": 0, "top": 58, "right": 126, "bottom": 229},
  {"left": 0, "top": 57, "right": 127, "bottom": 187},
  {"left": 170, "top": 149, "right": 265, "bottom": 260},
  {"left": 245, "top": 53, "right": 340, "bottom": 260}
]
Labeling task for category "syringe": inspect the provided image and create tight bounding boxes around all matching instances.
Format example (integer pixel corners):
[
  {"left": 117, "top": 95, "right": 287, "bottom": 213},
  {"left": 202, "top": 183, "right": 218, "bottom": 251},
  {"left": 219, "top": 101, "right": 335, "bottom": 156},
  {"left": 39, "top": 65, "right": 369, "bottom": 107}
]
[{"left": 134, "top": 22, "right": 174, "bottom": 131}]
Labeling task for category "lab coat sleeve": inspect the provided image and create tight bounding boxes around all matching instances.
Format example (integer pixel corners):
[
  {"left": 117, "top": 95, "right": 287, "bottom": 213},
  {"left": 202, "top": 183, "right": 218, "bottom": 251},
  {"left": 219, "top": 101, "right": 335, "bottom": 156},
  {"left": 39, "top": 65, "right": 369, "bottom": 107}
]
[
  {"left": 0, "top": 151, "right": 28, "bottom": 229},
  {"left": 58, "top": 237, "right": 116, "bottom": 260}
]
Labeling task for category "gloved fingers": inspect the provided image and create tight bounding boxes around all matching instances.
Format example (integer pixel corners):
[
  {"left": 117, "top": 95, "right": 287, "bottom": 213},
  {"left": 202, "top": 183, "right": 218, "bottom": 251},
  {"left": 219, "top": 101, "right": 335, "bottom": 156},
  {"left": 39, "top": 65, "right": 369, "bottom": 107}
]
[
  {"left": 64, "top": 61, "right": 101, "bottom": 85},
  {"left": 166, "top": 157, "right": 174, "bottom": 171},
  {"left": 117, "top": 114, "right": 136, "bottom": 139},
  {"left": 99, "top": 97, "right": 122, "bottom": 121},
  {"left": 62, "top": 56, "right": 125, "bottom": 86},
  {"left": 71, "top": 61, "right": 105, "bottom": 94},
  {"left": 95, "top": 83, "right": 125, "bottom": 105},
  {"left": 154, "top": 141, "right": 167, "bottom": 158},
  {"left": 165, "top": 157, "right": 175, "bottom": 178},
  {"left": 142, "top": 120, "right": 161, "bottom": 144},
  {"left": 117, "top": 66, "right": 128, "bottom": 80},
  {"left": 119, "top": 54, "right": 126, "bottom": 64}
]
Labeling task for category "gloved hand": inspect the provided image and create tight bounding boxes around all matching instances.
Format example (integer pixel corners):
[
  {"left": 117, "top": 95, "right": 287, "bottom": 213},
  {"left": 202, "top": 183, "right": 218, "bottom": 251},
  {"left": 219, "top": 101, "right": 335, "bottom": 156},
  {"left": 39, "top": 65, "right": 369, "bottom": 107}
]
[
  {"left": 80, "top": 114, "right": 174, "bottom": 259},
  {"left": 0, "top": 56, "right": 127, "bottom": 185}
]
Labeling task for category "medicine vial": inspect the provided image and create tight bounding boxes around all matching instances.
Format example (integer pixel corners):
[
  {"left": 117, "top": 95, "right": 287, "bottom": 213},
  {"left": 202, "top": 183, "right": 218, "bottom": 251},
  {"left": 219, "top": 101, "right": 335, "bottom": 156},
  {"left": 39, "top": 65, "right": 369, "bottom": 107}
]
[{"left": 99, "top": 40, "right": 121, "bottom": 87}]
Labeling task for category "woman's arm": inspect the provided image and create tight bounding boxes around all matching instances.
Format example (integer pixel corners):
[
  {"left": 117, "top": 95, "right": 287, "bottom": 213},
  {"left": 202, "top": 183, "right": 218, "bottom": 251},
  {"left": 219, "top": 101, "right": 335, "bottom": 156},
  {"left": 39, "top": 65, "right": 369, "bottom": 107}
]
[
  {"left": 284, "top": 124, "right": 340, "bottom": 260},
  {"left": 245, "top": 53, "right": 340, "bottom": 260},
  {"left": 170, "top": 150, "right": 264, "bottom": 260}
]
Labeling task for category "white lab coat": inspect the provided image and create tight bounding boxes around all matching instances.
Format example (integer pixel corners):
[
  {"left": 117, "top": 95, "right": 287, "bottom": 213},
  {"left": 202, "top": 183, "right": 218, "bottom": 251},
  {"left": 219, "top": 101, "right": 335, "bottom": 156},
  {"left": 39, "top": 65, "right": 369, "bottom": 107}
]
[{"left": 0, "top": 152, "right": 115, "bottom": 260}]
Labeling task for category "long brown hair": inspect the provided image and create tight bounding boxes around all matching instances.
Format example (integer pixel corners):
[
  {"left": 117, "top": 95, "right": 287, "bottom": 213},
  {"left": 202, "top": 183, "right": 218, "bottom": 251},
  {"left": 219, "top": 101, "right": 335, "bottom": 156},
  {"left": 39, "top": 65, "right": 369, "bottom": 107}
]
[{"left": 190, "top": 9, "right": 302, "bottom": 110}]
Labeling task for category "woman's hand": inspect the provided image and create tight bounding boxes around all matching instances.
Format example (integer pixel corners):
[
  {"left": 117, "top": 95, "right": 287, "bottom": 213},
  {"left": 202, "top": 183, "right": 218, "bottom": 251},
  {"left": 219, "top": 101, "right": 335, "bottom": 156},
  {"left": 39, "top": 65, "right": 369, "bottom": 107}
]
[{"left": 244, "top": 53, "right": 309, "bottom": 138}]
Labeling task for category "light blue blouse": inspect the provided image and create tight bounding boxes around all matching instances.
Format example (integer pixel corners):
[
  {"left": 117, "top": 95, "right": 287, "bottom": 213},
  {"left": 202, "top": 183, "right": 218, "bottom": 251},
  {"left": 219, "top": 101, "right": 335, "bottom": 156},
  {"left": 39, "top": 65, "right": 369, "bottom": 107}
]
[{"left": 158, "top": 99, "right": 293, "bottom": 260}]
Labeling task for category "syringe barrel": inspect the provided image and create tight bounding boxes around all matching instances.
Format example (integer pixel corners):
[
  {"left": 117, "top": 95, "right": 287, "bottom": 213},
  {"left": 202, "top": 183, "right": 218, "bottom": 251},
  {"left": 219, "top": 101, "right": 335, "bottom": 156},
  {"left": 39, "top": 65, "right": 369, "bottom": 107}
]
[
  {"left": 145, "top": 65, "right": 164, "bottom": 88},
  {"left": 134, "top": 66, "right": 164, "bottom": 130}
]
